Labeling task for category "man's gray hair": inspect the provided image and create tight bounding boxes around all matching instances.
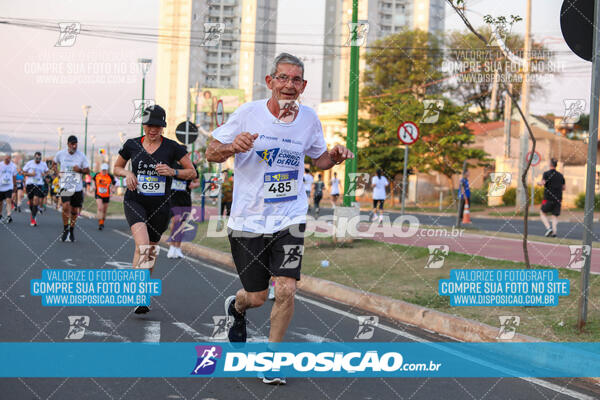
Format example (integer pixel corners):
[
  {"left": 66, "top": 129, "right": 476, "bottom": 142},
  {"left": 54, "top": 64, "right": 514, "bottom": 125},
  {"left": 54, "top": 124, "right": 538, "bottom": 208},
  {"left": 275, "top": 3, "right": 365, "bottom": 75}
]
[{"left": 270, "top": 53, "right": 304, "bottom": 77}]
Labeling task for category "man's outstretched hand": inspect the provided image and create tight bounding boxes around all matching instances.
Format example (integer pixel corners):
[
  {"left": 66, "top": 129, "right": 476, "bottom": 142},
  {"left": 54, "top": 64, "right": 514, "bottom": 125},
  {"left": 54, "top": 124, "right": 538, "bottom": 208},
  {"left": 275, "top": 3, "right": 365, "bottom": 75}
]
[{"left": 328, "top": 144, "right": 354, "bottom": 165}]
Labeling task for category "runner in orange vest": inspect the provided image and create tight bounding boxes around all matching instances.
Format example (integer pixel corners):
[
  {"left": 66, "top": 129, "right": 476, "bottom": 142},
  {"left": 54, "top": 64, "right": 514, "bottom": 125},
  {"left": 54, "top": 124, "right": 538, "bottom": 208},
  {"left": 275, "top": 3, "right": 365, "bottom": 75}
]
[{"left": 94, "top": 163, "right": 116, "bottom": 230}]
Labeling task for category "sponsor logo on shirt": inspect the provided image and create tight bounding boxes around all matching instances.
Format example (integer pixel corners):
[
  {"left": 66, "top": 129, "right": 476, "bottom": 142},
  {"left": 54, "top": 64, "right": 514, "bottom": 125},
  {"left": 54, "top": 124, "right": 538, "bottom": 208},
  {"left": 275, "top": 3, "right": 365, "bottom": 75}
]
[
  {"left": 259, "top": 134, "right": 278, "bottom": 142},
  {"left": 256, "top": 148, "right": 280, "bottom": 167},
  {"left": 282, "top": 138, "right": 302, "bottom": 146}
]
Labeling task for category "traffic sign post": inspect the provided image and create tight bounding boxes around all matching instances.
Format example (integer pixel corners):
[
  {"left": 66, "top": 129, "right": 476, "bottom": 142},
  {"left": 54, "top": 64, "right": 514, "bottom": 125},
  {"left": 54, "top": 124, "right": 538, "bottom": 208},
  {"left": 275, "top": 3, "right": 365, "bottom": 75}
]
[
  {"left": 397, "top": 121, "right": 420, "bottom": 215},
  {"left": 175, "top": 121, "right": 199, "bottom": 147},
  {"left": 526, "top": 151, "right": 541, "bottom": 212},
  {"left": 214, "top": 99, "right": 225, "bottom": 230}
]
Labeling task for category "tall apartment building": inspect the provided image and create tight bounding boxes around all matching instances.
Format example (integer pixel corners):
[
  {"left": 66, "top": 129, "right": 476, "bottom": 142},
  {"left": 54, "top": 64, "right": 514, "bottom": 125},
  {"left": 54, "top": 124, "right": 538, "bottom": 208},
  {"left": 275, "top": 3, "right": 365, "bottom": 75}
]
[
  {"left": 156, "top": 0, "right": 277, "bottom": 138},
  {"left": 321, "top": 0, "right": 445, "bottom": 102}
]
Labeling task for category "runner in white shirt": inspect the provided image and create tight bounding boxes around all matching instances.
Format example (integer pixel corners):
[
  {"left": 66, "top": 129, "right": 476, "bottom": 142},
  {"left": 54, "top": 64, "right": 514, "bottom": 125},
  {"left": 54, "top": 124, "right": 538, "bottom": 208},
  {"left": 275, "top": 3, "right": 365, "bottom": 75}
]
[
  {"left": 330, "top": 171, "right": 341, "bottom": 208},
  {"left": 23, "top": 152, "right": 49, "bottom": 227},
  {"left": 370, "top": 169, "right": 389, "bottom": 223},
  {"left": 303, "top": 169, "right": 313, "bottom": 211},
  {"left": 53, "top": 135, "right": 90, "bottom": 242},
  {"left": 206, "top": 53, "right": 354, "bottom": 386},
  {"left": 0, "top": 153, "right": 18, "bottom": 223}
]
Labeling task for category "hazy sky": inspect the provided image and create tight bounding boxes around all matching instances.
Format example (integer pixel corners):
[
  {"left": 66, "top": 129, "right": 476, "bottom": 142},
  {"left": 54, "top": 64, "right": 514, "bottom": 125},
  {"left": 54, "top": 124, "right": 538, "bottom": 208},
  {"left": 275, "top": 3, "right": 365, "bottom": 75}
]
[{"left": 0, "top": 0, "right": 591, "bottom": 153}]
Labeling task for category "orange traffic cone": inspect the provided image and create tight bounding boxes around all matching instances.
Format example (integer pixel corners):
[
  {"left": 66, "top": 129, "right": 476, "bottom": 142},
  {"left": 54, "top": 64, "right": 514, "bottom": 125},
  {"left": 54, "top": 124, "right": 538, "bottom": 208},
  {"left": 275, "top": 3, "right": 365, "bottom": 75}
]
[{"left": 462, "top": 199, "right": 472, "bottom": 224}]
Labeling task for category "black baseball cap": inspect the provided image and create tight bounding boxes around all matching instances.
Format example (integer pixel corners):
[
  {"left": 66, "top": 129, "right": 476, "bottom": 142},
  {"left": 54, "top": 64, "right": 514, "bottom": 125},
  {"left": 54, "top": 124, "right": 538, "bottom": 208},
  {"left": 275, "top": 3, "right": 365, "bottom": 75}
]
[
  {"left": 142, "top": 104, "right": 167, "bottom": 127},
  {"left": 67, "top": 135, "right": 78, "bottom": 143}
]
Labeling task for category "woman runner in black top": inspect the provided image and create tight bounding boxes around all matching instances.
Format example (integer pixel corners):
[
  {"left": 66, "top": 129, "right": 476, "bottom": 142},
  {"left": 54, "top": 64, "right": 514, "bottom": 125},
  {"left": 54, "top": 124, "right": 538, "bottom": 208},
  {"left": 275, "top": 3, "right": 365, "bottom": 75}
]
[{"left": 113, "top": 105, "right": 196, "bottom": 313}]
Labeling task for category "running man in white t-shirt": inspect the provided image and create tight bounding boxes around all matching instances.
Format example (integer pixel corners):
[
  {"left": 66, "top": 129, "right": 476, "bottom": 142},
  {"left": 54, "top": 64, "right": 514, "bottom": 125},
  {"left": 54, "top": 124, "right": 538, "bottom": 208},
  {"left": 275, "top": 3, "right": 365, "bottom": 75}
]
[
  {"left": 23, "top": 152, "right": 49, "bottom": 227},
  {"left": 329, "top": 171, "right": 341, "bottom": 208},
  {"left": 303, "top": 169, "right": 313, "bottom": 211},
  {"left": 206, "top": 53, "right": 354, "bottom": 386},
  {"left": 370, "top": 169, "right": 389, "bottom": 223},
  {"left": 53, "top": 135, "right": 90, "bottom": 242},
  {"left": 0, "top": 153, "right": 18, "bottom": 223}
]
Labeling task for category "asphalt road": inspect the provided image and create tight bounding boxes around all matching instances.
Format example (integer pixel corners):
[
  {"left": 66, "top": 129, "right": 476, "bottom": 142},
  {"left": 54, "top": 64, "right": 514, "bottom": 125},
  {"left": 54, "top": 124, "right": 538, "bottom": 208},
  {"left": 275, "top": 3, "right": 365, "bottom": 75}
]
[
  {"left": 311, "top": 207, "right": 600, "bottom": 242},
  {"left": 0, "top": 208, "right": 598, "bottom": 400}
]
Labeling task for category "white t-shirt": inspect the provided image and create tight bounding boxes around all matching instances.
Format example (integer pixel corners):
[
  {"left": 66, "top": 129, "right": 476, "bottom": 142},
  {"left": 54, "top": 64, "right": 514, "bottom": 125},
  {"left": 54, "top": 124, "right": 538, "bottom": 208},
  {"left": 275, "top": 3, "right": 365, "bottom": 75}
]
[
  {"left": 54, "top": 149, "right": 90, "bottom": 192},
  {"left": 371, "top": 175, "right": 389, "bottom": 200},
  {"left": 212, "top": 99, "right": 328, "bottom": 234},
  {"left": 23, "top": 160, "right": 48, "bottom": 186},
  {"left": 330, "top": 177, "right": 340, "bottom": 195},
  {"left": 0, "top": 161, "right": 18, "bottom": 191},
  {"left": 303, "top": 174, "right": 313, "bottom": 193}
]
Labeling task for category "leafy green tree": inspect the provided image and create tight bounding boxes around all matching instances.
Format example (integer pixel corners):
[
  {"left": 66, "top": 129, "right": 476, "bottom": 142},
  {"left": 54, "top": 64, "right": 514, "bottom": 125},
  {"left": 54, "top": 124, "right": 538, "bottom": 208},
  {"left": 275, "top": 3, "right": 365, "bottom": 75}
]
[
  {"left": 446, "top": 26, "right": 551, "bottom": 121},
  {"left": 357, "top": 93, "right": 490, "bottom": 189}
]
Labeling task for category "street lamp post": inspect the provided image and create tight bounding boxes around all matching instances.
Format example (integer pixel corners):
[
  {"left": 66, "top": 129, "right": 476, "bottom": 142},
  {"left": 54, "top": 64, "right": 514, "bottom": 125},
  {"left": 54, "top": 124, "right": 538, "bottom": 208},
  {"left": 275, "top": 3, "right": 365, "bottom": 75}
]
[
  {"left": 57, "top": 127, "right": 63, "bottom": 150},
  {"left": 91, "top": 135, "right": 96, "bottom": 172},
  {"left": 82, "top": 105, "right": 91, "bottom": 161},
  {"left": 138, "top": 58, "right": 152, "bottom": 136}
]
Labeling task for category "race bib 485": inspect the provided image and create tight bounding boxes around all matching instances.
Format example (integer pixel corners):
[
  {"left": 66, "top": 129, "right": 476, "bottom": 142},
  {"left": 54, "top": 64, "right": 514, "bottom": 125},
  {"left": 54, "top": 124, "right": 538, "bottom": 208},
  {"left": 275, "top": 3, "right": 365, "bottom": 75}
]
[{"left": 263, "top": 171, "right": 298, "bottom": 203}]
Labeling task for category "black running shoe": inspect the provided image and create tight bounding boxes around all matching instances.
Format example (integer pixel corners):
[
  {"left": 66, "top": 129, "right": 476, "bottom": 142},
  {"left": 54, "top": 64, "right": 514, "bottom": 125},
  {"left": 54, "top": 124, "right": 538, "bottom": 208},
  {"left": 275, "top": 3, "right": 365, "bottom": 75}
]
[
  {"left": 544, "top": 228, "right": 553, "bottom": 237},
  {"left": 68, "top": 227, "right": 75, "bottom": 242},
  {"left": 225, "top": 295, "right": 247, "bottom": 342},
  {"left": 98, "top": 223, "right": 104, "bottom": 231},
  {"left": 134, "top": 305, "right": 150, "bottom": 314},
  {"left": 61, "top": 226, "right": 69, "bottom": 242},
  {"left": 5, "top": 216, "right": 12, "bottom": 223}
]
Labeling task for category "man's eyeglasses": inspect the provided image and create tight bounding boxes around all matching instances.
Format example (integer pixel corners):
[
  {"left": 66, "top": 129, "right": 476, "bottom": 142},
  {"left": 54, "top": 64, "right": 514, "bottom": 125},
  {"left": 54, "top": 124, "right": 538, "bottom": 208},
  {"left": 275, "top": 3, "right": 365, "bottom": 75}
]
[{"left": 271, "top": 74, "right": 305, "bottom": 86}]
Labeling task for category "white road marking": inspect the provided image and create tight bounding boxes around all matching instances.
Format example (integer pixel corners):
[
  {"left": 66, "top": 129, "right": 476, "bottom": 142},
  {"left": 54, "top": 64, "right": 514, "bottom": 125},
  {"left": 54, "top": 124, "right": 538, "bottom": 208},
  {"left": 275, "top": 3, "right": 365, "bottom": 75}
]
[
  {"left": 112, "top": 229, "right": 594, "bottom": 399},
  {"left": 85, "top": 330, "right": 130, "bottom": 342},
  {"left": 142, "top": 321, "right": 161, "bottom": 343},
  {"left": 173, "top": 322, "right": 204, "bottom": 341}
]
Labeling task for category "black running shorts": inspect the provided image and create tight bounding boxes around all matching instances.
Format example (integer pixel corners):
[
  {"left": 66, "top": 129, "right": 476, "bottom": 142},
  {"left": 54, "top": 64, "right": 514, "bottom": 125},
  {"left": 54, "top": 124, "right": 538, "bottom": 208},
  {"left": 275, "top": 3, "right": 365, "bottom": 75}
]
[
  {"left": 61, "top": 190, "right": 84, "bottom": 208},
  {"left": 26, "top": 184, "right": 44, "bottom": 200},
  {"left": 228, "top": 224, "right": 305, "bottom": 292},
  {"left": 124, "top": 200, "right": 170, "bottom": 243},
  {"left": 541, "top": 200, "right": 561, "bottom": 216},
  {"left": 95, "top": 194, "right": 110, "bottom": 204},
  {"left": 0, "top": 190, "right": 12, "bottom": 201}
]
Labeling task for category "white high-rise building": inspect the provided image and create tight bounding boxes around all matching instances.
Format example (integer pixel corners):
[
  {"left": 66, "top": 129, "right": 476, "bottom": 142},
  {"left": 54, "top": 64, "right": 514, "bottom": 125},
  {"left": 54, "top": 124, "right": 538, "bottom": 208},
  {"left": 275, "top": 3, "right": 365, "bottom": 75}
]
[
  {"left": 156, "top": 0, "right": 277, "bottom": 139},
  {"left": 321, "top": 0, "right": 445, "bottom": 102}
]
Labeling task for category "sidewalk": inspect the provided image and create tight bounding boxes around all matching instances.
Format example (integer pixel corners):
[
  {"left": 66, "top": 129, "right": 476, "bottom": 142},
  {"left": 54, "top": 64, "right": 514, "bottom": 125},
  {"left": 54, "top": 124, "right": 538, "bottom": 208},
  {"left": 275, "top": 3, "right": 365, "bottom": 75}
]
[{"left": 308, "top": 219, "right": 600, "bottom": 273}]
